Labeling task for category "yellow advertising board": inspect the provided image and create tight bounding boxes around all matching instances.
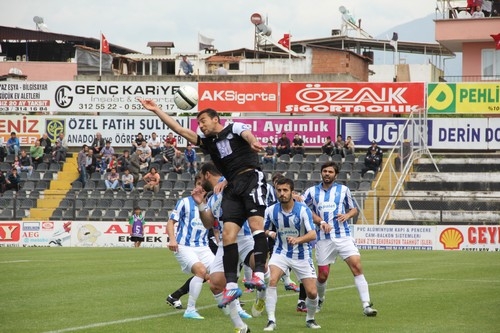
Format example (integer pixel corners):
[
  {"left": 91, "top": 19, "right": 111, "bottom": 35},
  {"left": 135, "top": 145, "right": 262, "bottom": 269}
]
[{"left": 427, "top": 82, "right": 500, "bottom": 114}]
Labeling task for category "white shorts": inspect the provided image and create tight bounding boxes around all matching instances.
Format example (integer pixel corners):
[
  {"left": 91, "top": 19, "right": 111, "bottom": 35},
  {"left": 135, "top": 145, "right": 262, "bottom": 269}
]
[
  {"left": 174, "top": 245, "right": 215, "bottom": 274},
  {"left": 211, "top": 235, "right": 254, "bottom": 274},
  {"left": 268, "top": 253, "right": 317, "bottom": 281},
  {"left": 315, "top": 237, "right": 360, "bottom": 266}
]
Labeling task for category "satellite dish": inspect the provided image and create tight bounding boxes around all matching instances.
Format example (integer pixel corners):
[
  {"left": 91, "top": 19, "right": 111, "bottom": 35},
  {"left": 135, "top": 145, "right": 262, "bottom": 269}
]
[
  {"left": 33, "top": 16, "right": 49, "bottom": 32},
  {"left": 338, "top": 5, "right": 356, "bottom": 25},
  {"left": 256, "top": 23, "right": 272, "bottom": 36},
  {"left": 33, "top": 16, "right": 44, "bottom": 24}
]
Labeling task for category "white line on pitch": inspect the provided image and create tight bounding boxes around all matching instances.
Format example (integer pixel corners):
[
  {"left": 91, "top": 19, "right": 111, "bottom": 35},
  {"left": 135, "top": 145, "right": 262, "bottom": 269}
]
[{"left": 41, "top": 278, "right": 417, "bottom": 333}]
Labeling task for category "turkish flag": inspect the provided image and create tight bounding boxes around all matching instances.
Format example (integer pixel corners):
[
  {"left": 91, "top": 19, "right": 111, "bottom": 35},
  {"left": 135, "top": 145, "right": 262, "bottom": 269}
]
[
  {"left": 101, "top": 33, "right": 110, "bottom": 54},
  {"left": 278, "top": 34, "right": 290, "bottom": 49},
  {"left": 491, "top": 33, "right": 500, "bottom": 50}
]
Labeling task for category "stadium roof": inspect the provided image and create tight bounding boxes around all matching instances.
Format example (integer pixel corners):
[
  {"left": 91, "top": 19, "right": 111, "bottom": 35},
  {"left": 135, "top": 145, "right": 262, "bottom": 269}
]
[
  {"left": 0, "top": 25, "right": 139, "bottom": 61},
  {"left": 264, "top": 35, "right": 455, "bottom": 57}
]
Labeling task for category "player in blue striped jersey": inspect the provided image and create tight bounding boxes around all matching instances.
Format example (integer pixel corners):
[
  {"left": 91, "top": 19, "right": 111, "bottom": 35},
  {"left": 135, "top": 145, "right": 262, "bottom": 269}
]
[
  {"left": 263, "top": 177, "right": 321, "bottom": 331},
  {"left": 193, "top": 162, "right": 256, "bottom": 333},
  {"left": 302, "top": 161, "right": 378, "bottom": 317},
  {"left": 167, "top": 173, "right": 215, "bottom": 320}
]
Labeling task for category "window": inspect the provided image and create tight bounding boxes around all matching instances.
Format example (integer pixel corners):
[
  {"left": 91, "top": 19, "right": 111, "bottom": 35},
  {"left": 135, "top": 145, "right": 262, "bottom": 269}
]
[
  {"left": 481, "top": 49, "right": 500, "bottom": 78},
  {"left": 228, "top": 62, "right": 239, "bottom": 70}
]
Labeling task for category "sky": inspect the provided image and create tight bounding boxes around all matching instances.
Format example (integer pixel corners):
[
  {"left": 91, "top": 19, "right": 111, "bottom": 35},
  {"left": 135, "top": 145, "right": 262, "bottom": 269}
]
[{"left": 1, "top": 0, "right": 446, "bottom": 54}]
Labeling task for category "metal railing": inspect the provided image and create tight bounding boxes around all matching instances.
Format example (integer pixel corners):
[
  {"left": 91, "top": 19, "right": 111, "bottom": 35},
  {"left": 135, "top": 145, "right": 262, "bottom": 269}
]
[{"left": 439, "top": 75, "right": 500, "bottom": 82}]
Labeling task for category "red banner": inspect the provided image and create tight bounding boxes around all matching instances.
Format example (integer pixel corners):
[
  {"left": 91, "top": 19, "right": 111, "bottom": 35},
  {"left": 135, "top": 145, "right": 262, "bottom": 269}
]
[
  {"left": 198, "top": 82, "right": 279, "bottom": 112},
  {"left": 280, "top": 82, "right": 425, "bottom": 114}
]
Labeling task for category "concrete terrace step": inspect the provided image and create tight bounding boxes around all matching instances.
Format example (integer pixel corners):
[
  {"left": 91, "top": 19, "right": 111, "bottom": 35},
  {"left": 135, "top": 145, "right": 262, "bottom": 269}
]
[
  {"left": 418, "top": 157, "right": 500, "bottom": 164},
  {"left": 394, "top": 200, "right": 499, "bottom": 211},
  {"left": 405, "top": 181, "right": 500, "bottom": 191},
  {"left": 415, "top": 157, "right": 500, "bottom": 173},
  {"left": 410, "top": 172, "right": 500, "bottom": 182},
  {"left": 388, "top": 210, "right": 500, "bottom": 223},
  {"left": 400, "top": 190, "right": 500, "bottom": 200}
]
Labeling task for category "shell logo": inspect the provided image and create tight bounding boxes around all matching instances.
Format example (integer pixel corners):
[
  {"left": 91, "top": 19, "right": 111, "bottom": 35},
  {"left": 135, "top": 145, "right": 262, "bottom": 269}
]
[{"left": 439, "top": 228, "right": 464, "bottom": 250}]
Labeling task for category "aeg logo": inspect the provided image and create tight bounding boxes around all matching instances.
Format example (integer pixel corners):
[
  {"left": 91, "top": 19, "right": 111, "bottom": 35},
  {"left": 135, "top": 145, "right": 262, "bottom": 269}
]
[{"left": 0, "top": 223, "right": 21, "bottom": 242}]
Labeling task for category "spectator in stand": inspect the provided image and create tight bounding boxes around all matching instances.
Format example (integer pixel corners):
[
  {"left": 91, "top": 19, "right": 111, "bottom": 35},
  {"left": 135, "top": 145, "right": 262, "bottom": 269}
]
[
  {"left": 85, "top": 149, "right": 98, "bottom": 176},
  {"left": 12, "top": 155, "right": 20, "bottom": 170},
  {"left": 39, "top": 133, "right": 52, "bottom": 155},
  {"left": 148, "top": 132, "right": 162, "bottom": 157},
  {"left": 165, "top": 132, "right": 178, "bottom": 150},
  {"left": 137, "top": 140, "right": 152, "bottom": 172},
  {"left": 276, "top": 132, "right": 291, "bottom": 157},
  {"left": 29, "top": 140, "right": 44, "bottom": 167},
  {"left": 52, "top": 133, "right": 68, "bottom": 163},
  {"left": 156, "top": 140, "right": 176, "bottom": 167},
  {"left": 344, "top": 136, "right": 356, "bottom": 156},
  {"left": 334, "top": 134, "right": 345, "bottom": 156},
  {"left": 362, "top": 147, "right": 383, "bottom": 177},
  {"left": 367, "top": 140, "right": 383, "bottom": 163},
  {"left": 471, "top": 4, "right": 485, "bottom": 17},
  {"left": 117, "top": 150, "right": 131, "bottom": 173},
  {"left": 6, "top": 132, "right": 20, "bottom": 156},
  {"left": 262, "top": 141, "right": 277, "bottom": 166},
  {"left": 467, "top": 0, "right": 483, "bottom": 14},
  {"left": 184, "top": 144, "right": 198, "bottom": 177},
  {"left": 321, "top": 136, "right": 334, "bottom": 156},
  {"left": 105, "top": 167, "right": 120, "bottom": 190},
  {"left": 106, "top": 154, "right": 119, "bottom": 173},
  {"left": 5, "top": 168, "right": 21, "bottom": 191},
  {"left": 100, "top": 140, "right": 115, "bottom": 165},
  {"left": 91, "top": 132, "right": 105, "bottom": 155},
  {"left": 291, "top": 133, "right": 306, "bottom": 156},
  {"left": 143, "top": 166, "right": 160, "bottom": 193},
  {"left": 51, "top": 141, "right": 63, "bottom": 163},
  {"left": 0, "top": 170, "right": 6, "bottom": 193},
  {"left": 16, "top": 150, "right": 33, "bottom": 177},
  {"left": 76, "top": 145, "right": 89, "bottom": 185},
  {"left": 121, "top": 168, "right": 134, "bottom": 191},
  {"left": 171, "top": 149, "right": 185, "bottom": 174},
  {"left": 131, "top": 132, "right": 145, "bottom": 154},
  {"left": 128, "top": 150, "right": 141, "bottom": 186}
]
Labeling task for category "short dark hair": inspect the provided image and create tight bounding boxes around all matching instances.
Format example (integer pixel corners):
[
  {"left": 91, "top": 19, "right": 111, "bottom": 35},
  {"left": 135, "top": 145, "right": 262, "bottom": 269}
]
[
  {"left": 275, "top": 177, "right": 294, "bottom": 191},
  {"left": 200, "top": 162, "right": 222, "bottom": 176},
  {"left": 271, "top": 172, "right": 284, "bottom": 184},
  {"left": 194, "top": 172, "right": 203, "bottom": 186},
  {"left": 197, "top": 108, "right": 219, "bottom": 121},
  {"left": 321, "top": 161, "right": 339, "bottom": 174}
]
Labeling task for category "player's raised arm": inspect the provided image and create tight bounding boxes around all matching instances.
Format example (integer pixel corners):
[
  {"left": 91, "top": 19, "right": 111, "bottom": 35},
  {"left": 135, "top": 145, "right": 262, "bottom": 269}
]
[
  {"left": 240, "top": 129, "right": 263, "bottom": 152},
  {"left": 138, "top": 98, "right": 198, "bottom": 144}
]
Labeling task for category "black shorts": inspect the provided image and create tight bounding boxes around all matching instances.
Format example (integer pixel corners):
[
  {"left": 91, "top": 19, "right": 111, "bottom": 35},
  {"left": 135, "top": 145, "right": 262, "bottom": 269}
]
[
  {"left": 130, "top": 236, "right": 144, "bottom": 242},
  {"left": 221, "top": 169, "right": 267, "bottom": 226}
]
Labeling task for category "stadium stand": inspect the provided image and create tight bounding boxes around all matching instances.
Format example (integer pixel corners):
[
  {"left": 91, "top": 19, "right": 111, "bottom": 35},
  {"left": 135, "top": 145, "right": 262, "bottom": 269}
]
[
  {"left": 385, "top": 155, "right": 500, "bottom": 225},
  {"left": 0, "top": 148, "right": 382, "bottom": 223}
]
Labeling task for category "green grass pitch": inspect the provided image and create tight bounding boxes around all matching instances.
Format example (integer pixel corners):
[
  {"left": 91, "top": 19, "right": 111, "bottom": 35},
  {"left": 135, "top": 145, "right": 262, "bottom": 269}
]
[{"left": 1, "top": 248, "right": 499, "bottom": 333}]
